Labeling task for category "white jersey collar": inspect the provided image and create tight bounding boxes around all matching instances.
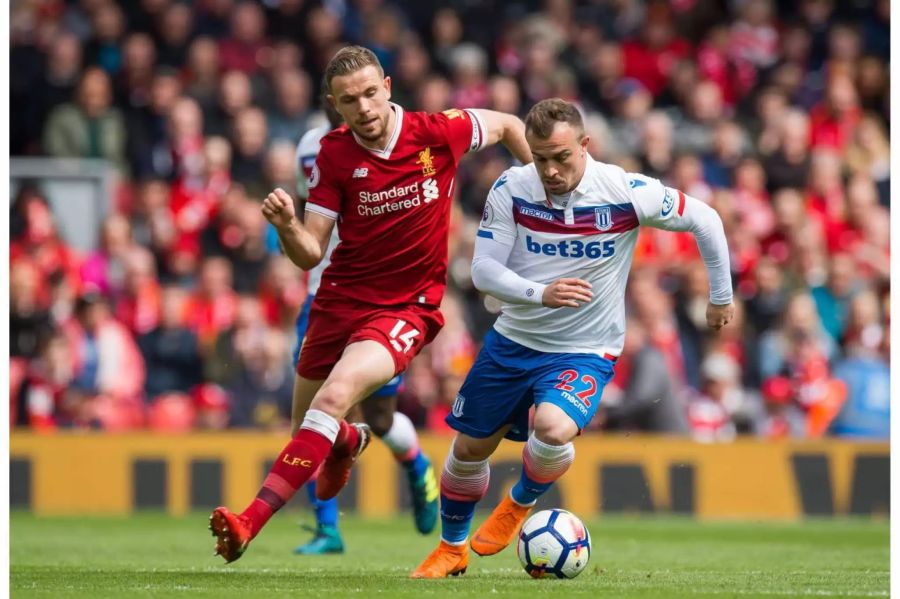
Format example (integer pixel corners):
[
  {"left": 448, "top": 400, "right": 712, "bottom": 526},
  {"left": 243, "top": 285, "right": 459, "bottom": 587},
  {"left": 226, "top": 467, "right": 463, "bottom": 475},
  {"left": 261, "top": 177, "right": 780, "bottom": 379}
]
[
  {"left": 351, "top": 102, "right": 404, "bottom": 159},
  {"left": 571, "top": 154, "right": 596, "bottom": 196}
]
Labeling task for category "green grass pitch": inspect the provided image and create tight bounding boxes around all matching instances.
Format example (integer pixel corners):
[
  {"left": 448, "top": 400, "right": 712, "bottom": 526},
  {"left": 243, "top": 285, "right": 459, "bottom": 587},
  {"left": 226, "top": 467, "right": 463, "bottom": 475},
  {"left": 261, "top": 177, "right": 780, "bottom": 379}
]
[{"left": 10, "top": 511, "right": 888, "bottom": 598}]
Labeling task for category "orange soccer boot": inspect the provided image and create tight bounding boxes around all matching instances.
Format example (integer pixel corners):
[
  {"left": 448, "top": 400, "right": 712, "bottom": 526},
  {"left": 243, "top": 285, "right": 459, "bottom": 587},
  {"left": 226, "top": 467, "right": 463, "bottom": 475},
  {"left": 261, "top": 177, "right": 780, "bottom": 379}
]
[
  {"left": 209, "top": 506, "right": 252, "bottom": 563},
  {"left": 470, "top": 495, "right": 532, "bottom": 556},
  {"left": 410, "top": 540, "right": 470, "bottom": 579}
]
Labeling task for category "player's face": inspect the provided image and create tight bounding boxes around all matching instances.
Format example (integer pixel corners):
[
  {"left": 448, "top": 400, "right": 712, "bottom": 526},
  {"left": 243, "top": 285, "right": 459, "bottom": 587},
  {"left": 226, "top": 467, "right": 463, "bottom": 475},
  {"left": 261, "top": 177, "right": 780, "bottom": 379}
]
[
  {"left": 328, "top": 65, "right": 393, "bottom": 144},
  {"left": 527, "top": 122, "right": 590, "bottom": 195}
]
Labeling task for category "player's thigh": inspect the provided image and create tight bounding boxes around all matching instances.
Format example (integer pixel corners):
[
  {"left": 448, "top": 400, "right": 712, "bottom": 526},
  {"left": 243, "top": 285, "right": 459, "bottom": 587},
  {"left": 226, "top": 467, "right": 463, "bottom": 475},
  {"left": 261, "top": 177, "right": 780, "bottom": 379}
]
[
  {"left": 310, "top": 339, "right": 396, "bottom": 418},
  {"left": 291, "top": 374, "right": 326, "bottom": 435},
  {"left": 452, "top": 427, "right": 512, "bottom": 462},
  {"left": 532, "top": 356, "right": 615, "bottom": 445},
  {"left": 360, "top": 393, "right": 396, "bottom": 437},
  {"left": 446, "top": 344, "right": 533, "bottom": 442}
]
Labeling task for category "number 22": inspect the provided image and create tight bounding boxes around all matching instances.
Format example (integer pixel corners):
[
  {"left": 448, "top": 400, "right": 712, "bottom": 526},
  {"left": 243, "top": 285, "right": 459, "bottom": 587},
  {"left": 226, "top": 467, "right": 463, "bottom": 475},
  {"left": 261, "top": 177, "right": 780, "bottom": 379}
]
[{"left": 555, "top": 369, "right": 598, "bottom": 407}]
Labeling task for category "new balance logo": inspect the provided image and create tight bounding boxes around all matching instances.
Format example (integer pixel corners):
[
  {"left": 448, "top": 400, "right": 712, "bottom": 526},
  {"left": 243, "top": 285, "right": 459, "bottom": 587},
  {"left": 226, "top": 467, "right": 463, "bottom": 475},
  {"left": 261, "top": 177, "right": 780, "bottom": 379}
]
[{"left": 353, "top": 167, "right": 368, "bottom": 178}]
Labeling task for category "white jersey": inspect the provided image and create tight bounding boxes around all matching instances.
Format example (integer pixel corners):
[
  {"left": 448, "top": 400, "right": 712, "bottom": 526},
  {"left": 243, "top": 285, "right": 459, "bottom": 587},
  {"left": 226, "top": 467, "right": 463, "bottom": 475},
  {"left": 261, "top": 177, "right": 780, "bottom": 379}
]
[
  {"left": 474, "top": 155, "right": 731, "bottom": 357},
  {"left": 296, "top": 125, "right": 340, "bottom": 295}
]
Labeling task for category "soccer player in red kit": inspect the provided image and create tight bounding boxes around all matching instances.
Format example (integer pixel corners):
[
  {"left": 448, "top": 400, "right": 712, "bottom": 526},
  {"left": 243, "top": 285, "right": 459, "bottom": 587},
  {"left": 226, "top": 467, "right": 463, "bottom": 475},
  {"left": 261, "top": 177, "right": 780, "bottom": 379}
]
[{"left": 209, "top": 45, "right": 532, "bottom": 562}]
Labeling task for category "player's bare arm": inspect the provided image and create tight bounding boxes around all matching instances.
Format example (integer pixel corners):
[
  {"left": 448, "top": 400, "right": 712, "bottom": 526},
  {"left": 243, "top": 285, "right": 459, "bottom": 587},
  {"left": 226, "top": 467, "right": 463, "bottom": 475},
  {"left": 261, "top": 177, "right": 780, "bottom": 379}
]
[
  {"left": 471, "top": 109, "right": 533, "bottom": 165},
  {"left": 262, "top": 187, "right": 334, "bottom": 270}
]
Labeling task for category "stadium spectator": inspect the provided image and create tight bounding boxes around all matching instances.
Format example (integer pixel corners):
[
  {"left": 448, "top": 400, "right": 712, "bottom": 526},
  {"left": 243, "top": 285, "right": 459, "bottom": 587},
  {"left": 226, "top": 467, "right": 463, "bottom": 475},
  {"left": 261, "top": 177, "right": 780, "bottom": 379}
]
[
  {"left": 125, "top": 68, "right": 183, "bottom": 180},
  {"left": 266, "top": 69, "right": 312, "bottom": 142},
  {"left": 184, "top": 37, "right": 222, "bottom": 118},
  {"left": 701, "top": 120, "right": 747, "bottom": 189},
  {"left": 226, "top": 328, "right": 293, "bottom": 429},
  {"left": 217, "top": 1, "right": 269, "bottom": 75},
  {"left": 10, "top": 186, "right": 82, "bottom": 294},
  {"left": 114, "top": 248, "right": 162, "bottom": 336},
  {"left": 829, "top": 295, "right": 890, "bottom": 438},
  {"left": 84, "top": 1, "right": 126, "bottom": 75},
  {"left": 759, "top": 293, "right": 837, "bottom": 380},
  {"left": 761, "top": 109, "right": 812, "bottom": 193},
  {"left": 19, "top": 332, "right": 74, "bottom": 430},
  {"left": 10, "top": 260, "right": 54, "bottom": 360},
  {"left": 601, "top": 318, "right": 689, "bottom": 434},
  {"left": 43, "top": 66, "right": 128, "bottom": 174},
  {"left": 61, "top": 292, "right": 146, "bottom": 429},
  {"left": 28, "top": 32, "right": 85, "bottom": 155},
  {"left": 117, "top": 32, "right": 157, "bottom": 110},
  {"left": 137, "top": 286, "right": 203, "bottom": 401},
  {"left": 204, "top": 293, "right": 266, "bottom": 388},
  {"left": 229, "top": 106, "right": 269, "bottom": 194},
  {"left": 845, "top": 114, "right": 890, "bottom": 208},
  {"left": 79, "top": 214, "right": 139, "bottom": 298},
  {"left": 621, "top": 5, "right": 691, "bottom": 97},
  {"left": 686, "top": 353, "right": 742, "bottom": 442},
  {"left": 156, "top": 2, "right": 195, "bottom": 68},
  {"left": 810, "top": 253, "right": 856, "bottom": 344},
  {"left": 185, "top": 256, "right": 238, "bottom": 348}
]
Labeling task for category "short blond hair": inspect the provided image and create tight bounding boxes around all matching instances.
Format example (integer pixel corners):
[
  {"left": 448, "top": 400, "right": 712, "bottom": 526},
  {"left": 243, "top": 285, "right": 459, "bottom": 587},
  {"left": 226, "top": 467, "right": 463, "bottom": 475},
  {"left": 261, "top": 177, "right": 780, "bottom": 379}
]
[{"left": 325, "top": 45, "right": 384, "bottom": 93}]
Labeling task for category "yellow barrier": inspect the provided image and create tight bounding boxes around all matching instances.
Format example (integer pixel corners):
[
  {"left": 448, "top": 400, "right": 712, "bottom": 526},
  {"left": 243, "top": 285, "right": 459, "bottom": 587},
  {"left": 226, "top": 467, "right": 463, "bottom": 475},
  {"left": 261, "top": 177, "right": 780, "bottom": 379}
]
[{"left": 9, "top": 432, "right": 889, "bottom": 519}]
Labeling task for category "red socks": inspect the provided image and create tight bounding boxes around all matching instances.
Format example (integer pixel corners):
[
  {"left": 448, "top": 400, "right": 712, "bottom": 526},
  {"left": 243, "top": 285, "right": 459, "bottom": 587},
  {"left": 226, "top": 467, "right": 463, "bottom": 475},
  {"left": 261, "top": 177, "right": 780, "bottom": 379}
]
[
  {"left": 241, "top": 427, "right": 334, "bottom": 538},
  {"left": 332, "top": 419, "right": 360, "bottom": 457}
]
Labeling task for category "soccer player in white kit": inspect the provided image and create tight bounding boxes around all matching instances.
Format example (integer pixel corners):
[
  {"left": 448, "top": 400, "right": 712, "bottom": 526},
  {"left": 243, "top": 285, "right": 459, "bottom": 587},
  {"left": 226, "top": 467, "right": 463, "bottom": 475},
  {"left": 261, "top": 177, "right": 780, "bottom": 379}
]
[{"left": 412, "top": 98, "right": 734, "bottom": 578}]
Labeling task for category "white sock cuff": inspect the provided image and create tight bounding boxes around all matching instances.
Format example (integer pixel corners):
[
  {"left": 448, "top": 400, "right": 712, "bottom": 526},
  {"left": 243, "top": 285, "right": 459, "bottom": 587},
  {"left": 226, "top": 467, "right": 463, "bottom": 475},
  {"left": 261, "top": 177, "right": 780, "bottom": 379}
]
[
  {"left": 527, "top": 435, "right": 575, "bottom": 461},
  {"left": 301, "top": 409, "right": 340, "bottom": 443},
  {"left": 446, "top": 440, "right": 490, "bottom": 475},
  {"left": 442, "top": 450, "right": 490, "bottom": 501},
  {"left": 381, "top": 411, "right": 418, "bottom": 454}
]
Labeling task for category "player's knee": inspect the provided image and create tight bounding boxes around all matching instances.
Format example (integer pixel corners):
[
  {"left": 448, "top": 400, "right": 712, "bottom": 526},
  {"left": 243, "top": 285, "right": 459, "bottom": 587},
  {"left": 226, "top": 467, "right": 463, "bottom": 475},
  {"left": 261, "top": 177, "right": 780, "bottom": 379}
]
[
  {"left": 452, "top": 436, "right": 494, "bottom": 462},
  {"left": 311, "top": 380, "right": 355, "bottom": 417},
  {"left": 533, "top": 419, "right": 577, "bottom": 446}
]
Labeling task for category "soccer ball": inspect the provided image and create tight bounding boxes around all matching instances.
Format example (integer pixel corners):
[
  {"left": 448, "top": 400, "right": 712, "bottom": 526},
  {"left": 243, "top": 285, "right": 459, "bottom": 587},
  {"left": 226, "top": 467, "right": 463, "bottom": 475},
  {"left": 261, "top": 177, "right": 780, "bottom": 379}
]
[{"left": 516, "top": 509, "right": 591, "bottom": 579}]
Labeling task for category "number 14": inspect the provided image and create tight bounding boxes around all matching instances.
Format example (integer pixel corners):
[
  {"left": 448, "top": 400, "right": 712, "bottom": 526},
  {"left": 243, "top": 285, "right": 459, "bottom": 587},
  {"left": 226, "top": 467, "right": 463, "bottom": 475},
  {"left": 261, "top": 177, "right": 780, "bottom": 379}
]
[{"left": 389, "top": 319, "right": 420, "bottom": 353}]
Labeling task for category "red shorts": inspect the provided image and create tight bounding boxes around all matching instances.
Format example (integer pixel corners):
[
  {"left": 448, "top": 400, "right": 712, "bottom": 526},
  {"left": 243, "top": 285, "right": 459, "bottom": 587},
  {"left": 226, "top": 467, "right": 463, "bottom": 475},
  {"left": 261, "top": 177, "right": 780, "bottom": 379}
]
[{"left": 296, "top": 296, "right": 445, "bottom": 380}]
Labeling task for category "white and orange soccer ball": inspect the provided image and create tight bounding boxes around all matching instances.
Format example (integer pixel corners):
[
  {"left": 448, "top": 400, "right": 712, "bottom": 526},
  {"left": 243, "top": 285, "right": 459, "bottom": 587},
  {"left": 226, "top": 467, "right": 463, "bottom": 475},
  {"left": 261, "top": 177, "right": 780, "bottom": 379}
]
[{"left": 516, "top": 509, "right": 591, "bottom": 579}]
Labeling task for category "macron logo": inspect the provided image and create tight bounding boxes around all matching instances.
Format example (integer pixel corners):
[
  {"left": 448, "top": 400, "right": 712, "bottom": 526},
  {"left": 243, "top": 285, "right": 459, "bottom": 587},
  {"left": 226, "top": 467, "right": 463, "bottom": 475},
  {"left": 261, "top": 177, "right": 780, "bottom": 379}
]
[{"left": 353, "top": 167, "right": 369, "bottom": 179}]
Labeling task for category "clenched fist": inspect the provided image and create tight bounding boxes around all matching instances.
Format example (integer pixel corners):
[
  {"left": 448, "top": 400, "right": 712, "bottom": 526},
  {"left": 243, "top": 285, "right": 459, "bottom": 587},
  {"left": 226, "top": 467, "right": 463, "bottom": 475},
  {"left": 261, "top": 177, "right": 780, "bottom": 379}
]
[
  {"left": 542, "top": 278, "right": 593, "bottom": 309},
  {"left": 706, "top": 302, "right": 734, "bottom": 330},
  {"left": 261, "top": 188, "right": 297, "bottom": 230}
]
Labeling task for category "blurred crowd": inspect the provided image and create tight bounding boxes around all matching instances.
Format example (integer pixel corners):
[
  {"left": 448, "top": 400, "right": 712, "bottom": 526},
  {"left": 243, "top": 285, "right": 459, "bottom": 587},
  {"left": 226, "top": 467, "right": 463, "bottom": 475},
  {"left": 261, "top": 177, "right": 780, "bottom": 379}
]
[{"left": 9, "top": 0, "right": 890, "bottom": 439}]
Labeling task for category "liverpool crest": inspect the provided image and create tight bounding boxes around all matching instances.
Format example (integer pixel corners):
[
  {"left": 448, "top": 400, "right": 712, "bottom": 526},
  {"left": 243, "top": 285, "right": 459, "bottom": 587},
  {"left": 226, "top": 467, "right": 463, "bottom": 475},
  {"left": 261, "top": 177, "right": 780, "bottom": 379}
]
[{"left": 417, "top": 147, "right": 436, "bottom": 176}]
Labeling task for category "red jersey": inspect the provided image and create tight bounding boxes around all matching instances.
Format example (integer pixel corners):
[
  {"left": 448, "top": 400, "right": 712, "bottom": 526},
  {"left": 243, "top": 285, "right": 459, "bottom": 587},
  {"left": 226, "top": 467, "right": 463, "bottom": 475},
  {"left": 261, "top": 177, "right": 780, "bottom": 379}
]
[{"left": 305, "top": 104, "right": 487, "bottom": 306}]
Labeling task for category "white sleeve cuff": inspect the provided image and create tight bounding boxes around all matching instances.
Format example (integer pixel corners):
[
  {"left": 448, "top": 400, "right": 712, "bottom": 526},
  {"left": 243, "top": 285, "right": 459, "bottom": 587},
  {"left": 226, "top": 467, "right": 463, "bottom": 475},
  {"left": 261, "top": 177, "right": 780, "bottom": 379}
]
[{"left": 305, "top": 203, "right": 339, "bottom": 220}]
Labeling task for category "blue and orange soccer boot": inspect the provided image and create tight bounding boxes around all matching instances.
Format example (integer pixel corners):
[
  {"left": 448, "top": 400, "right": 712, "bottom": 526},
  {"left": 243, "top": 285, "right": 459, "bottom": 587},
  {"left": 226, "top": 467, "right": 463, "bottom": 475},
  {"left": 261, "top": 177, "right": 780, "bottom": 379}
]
[
  {"left": 470, "top": 495, "right": 532, "bottom": 556},
  {"left": 294, "top": 523, "right": 345, "bottom": 555},
  {"left": 209, "top": 507, "right": 252, "bottom": 563},
  {"left": 410, "top": 540, "right": 469, "bottom": 579},
  {"left": 408, "top": 460, "right": 439, "bottom": 534},
  {"left": 316, "top": 423, "right": 372, "bottom": 500}
]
